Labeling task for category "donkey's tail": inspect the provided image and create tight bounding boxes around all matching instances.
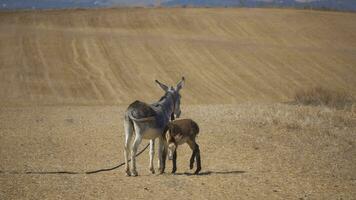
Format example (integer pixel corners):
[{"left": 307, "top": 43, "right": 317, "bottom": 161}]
[{"left": 128, "top": 112, "right": 156, "bottom": 122}]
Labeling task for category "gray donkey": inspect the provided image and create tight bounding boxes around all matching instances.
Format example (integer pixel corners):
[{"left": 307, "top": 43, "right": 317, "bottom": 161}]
[{"left": 123, "top": 77, "right": 185, "bottom": 176}]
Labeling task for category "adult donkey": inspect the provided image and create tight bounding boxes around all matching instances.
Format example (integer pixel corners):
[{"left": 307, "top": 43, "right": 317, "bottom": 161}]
[{"left": 124, "top": 77, "right": 185, "bottom": 176}]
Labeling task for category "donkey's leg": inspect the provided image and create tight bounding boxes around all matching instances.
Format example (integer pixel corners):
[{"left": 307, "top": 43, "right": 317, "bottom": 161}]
[
  {"left": 131, "top": 132, "right": 142, "bottom": 177},
  {"left": 124, "top": 118, "right": 133, "bottom": 176},
  {"left": 161, "top": 142, "right": 167, "bottom": 174},
  {"left": 189, "top": 151, "right": 196, "bottom": 170},
  {"left": 157, "top": 136, "right": 165, "bottom": 174},
  {"left": 159, "top": 139, "right": 168, "bottom": 174},
  {"left": 149, "top": 139, "right": 155, "bottom": 174},
  {"left": 172, "top": 150, "right": 177, "bottom": 174},
  {"left": 194, "top": 143, "right": 201, "bottom": 174},
  {"left": 187, "top": 140, "right": 197, "bottom": 170},
  {"left": 187, "top": 140, "right": 201, "bottom": 174}
]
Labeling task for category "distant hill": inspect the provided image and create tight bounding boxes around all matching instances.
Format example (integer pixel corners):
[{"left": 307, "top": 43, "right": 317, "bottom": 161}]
[
  {"left": 0, "top": 0, "right": 356, "bottom": 11},
  {"left": 0, "top": 0, "right": 156, "bottom": 10},
  {"left": 163, "top": 0, "right": 356, "bottom": 11}
]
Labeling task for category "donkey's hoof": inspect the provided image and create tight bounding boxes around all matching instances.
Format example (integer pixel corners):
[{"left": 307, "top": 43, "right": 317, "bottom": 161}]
[
  {"left": 131, "top": 170, "right": 138, "bottom": 177},
  {"left": 189, "top": 163, "right": 194, "bottom": 170},
  {"left": 149, "top": 168, "right": 155, "bottom": 174},
  {"left": 125, "top": 170, "right": 131, "bottom": 176},
  {"left": 171, "top": 169, "right": 177, "bottom": 174},
  {"left": 157, "top": 166, "right": 165, "bottom": 174},
  {"left": 194, "top": 168, "right": 201, "bottom": 175}
]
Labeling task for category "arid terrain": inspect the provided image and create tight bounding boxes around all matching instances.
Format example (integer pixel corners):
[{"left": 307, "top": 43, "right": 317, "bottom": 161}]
[{"left": 0, "top": 8, "right": 355, "bottom": 199}]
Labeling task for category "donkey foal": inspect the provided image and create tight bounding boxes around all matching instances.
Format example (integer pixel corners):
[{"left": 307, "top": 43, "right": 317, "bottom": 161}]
[{"left": 162, "top": 119, "right": 201, "bottom": 174}]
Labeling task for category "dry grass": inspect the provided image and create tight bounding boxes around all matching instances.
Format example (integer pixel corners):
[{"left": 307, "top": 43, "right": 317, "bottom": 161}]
[
  {"left": 294, "top": 87, "right": 354, "bottom": 109},
  {"left": 187, "top": 103, "right": 356, "bottom": 132}
]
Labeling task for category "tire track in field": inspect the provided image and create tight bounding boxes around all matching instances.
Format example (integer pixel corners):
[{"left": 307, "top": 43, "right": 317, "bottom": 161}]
[
  {"left": 1, "top": 8, "right": 356, "bottom": 105},
  {"left": 71, "top": 38, "right": 105, "bottom": 101},
  {"left": 35, "top": 37, "right": 60, "bottom": 100}
]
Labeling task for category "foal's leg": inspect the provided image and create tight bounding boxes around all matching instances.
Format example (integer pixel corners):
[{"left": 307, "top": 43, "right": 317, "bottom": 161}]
[
  {"left": 131, "top": 132, "right": 142, "bottom": 177},
  {"left": 194, "top": 143, "right": 201, "bottom": 174},
  {"left": 172, "top": 150, "right": 177, "bottom": 174},
  {"left": 187, "top": 140, "right": 197, "bottom": 170},
  {"left": 149, "top": 139, "right": 155, "bottom": 174},
  {"left": 187, "top": 140, "right": 201, "bottom": 174},
  {"left": 189, "top": 150, "right": 196, "bottom": 170},
  {"left": 124, "top": 118, "right": 133, "bottom": 176}
]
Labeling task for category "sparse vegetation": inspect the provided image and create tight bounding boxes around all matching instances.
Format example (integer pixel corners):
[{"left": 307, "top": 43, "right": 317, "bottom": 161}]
[{"left": 294, "top": 87, "right": 354, "bottom": 109}]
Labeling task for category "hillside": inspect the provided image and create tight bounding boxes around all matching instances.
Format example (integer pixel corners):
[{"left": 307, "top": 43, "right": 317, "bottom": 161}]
[
  {"left": 2, "top": 1, "right": 356, "bottom": 11},
  {"left": 163, "top": 0, "right": 356, "bottom": 11},
  {"left": 0, "top": 8, "right": 356, "bottom": 106}
]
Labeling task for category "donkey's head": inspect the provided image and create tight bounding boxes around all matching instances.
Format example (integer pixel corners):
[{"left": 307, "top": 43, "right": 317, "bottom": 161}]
[{"left": 155, "top": 77, "right": 185, "bottom": 118}]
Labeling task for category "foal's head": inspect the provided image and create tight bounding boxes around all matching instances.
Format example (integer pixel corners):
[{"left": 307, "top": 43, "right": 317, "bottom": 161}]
[
  {"left": 165, "top": 123, "right": 178, "bottom": 160},
  {"left": 155, "top": 77, "right": 185, "bottom": 118},
  {"left": 164, "top": 122, "right": 186, "bottom": 160}
]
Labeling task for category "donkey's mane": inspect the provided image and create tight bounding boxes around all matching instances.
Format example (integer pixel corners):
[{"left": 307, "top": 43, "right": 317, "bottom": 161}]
[{"left": 158, "top": 91, "right": 173, "bottom": 103}]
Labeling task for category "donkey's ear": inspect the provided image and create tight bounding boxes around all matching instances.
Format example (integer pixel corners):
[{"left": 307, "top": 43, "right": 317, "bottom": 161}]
[
  {"left": 155, "top": 80, "right": 168, "bottom": 92},
  {"left": 176, "top": 76, "right": 185, "bottom": 91}
]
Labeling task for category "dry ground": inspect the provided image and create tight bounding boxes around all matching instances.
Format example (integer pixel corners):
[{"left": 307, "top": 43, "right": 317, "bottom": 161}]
[
  {"left": 1, "top": 105, "right": 355, "bottom": 199},
  {"left": 0, "top": 8, "right": 356, "bottom": 199},
  {"left": 0, "top": 104, "right": 356, "bottom": 199}
]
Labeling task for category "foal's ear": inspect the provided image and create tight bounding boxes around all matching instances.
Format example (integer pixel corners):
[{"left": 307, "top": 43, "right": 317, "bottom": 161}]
[
  {"left": 155, "top": 80, "right": 169, "bottom": 92},
  {"left": 176, "top": 77, "right": 185, "bottom": 91}
]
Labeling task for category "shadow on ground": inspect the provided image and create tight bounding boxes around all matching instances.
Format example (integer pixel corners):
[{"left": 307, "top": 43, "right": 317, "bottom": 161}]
[{"left": 174, "top": 170, "right": 246, "bottom": 176}]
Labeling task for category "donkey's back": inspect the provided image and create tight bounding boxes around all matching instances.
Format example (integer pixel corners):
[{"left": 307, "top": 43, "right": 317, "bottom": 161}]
[
  {"left": 126, "top": 100, "right": 156, "bottom": 120},
  {"left": 168, "top": 119, "right": 199, "bottom": 139}
]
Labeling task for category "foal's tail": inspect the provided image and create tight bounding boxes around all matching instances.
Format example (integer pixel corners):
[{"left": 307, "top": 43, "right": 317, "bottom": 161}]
[{"left": 191, "top": 120, "right": 200, "bottom": 136}]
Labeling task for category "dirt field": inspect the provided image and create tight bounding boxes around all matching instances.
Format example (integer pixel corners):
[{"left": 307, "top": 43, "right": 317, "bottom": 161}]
[{"left": 0, "top": 8, "right": 356, "bottom": 199}]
